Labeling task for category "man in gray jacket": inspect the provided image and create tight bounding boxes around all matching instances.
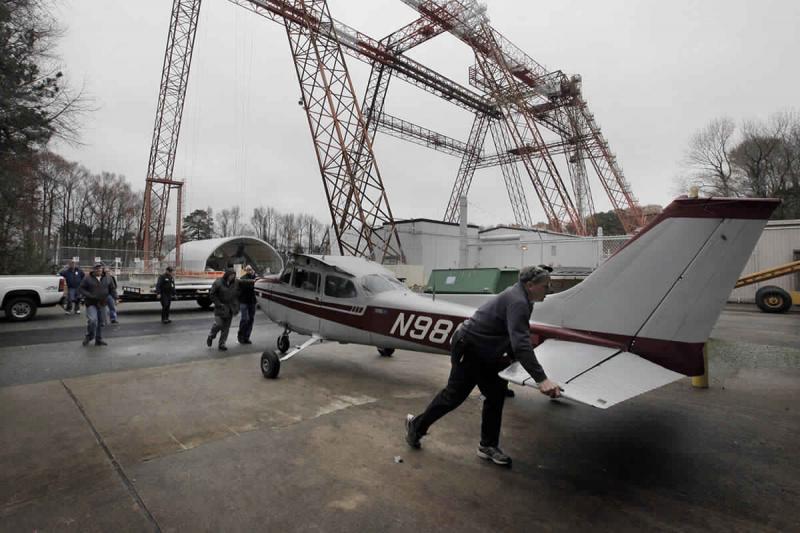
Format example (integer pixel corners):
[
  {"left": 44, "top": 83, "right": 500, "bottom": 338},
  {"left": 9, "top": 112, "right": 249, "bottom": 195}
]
[
  {"left": 79, "top": 262, "right": 117, "bottom": 346},
  {"left": 405, "top": 265, "right": 560, "bottom": 467},
  {"left": 206, "top": 268, "right": 240, "bottom": 351}
]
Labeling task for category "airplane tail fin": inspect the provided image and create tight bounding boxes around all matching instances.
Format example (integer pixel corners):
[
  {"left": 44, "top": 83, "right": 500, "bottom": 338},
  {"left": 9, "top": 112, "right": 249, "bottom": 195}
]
[{"left": 535, "top": 197, "right": 780, "bottom": 375}]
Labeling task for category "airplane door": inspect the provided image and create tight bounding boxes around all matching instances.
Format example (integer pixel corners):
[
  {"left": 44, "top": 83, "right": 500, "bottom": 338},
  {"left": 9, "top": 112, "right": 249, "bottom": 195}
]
[
  {"left": 286, "top": 267, "right": 321, "bottom": 335},
  {"left": 320, "top": 274, "right": 370, "bottom": 344}
]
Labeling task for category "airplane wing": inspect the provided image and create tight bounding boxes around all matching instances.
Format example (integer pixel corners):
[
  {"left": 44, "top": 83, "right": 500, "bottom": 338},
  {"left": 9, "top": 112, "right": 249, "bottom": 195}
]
[{"left": 498, "top": 339, "right": 684, "bottom": 409}]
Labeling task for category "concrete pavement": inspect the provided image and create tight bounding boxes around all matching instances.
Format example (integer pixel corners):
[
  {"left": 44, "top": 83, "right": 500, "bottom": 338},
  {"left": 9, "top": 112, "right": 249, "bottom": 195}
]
[{"left": 0, "top": 303, "right": 798, "bottom": 531}]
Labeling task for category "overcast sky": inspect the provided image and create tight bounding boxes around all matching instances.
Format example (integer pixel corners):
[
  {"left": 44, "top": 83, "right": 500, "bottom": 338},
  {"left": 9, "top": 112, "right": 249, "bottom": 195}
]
[{"left": 52, "top": 0, "right": 800, "bottom": 227}]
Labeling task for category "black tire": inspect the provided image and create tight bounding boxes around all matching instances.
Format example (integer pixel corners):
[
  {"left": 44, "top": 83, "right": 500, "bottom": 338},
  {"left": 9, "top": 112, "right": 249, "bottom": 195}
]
[
  {"left": 277, "top": 335, "right": 290, "bottom": 354},
  {"left": 196, "top": 297, "right": 213, "bottom": 310},
  {"left": 378, "top": 348, "right": 395, "bottom": 357},
  {"left": 4, "top": 296, "right": 37, "bottom": 322},
  {"left": 260, "top": 350, "right": 281, "bottom": 379},
  {"left": 755, "top": 286, "right": 792, "bottom": 314}
]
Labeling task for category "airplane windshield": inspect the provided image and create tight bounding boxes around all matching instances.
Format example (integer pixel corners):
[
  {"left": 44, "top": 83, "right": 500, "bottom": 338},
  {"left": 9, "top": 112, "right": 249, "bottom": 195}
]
[{"left": 361, "top": 274, "right": 405, "bottom": 294}]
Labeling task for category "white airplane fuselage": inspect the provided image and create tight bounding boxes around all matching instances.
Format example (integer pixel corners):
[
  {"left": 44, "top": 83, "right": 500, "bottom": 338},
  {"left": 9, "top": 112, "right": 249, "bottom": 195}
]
[{"left": 255, "top": 276, "right": 474, "bottom": 355}]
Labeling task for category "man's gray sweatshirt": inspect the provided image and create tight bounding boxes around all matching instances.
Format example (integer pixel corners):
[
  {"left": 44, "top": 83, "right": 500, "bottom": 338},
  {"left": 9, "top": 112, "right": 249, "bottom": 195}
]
[{"left": 461, "top": 281, "right": 548, "bottom": 383}]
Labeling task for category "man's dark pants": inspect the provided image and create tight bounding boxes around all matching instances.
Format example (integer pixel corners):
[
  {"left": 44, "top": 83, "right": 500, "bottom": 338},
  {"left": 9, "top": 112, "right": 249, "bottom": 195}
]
[
  {"left": 410, "top": 330, "right": 509, "bottom": 447},
  {"left": 238, "top": 302, "right": 256, "bottom": 341},
  {"left": 209, "top": 315, "right": 233, "bottom": 346},
  {"left": 160, "top": 297, "right": 171, "bottom": 322}
]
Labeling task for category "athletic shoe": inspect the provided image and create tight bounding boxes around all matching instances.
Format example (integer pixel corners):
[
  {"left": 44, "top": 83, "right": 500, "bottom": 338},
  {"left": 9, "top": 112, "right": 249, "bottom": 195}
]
[
  {"left": 82, "top": 336, "right": 91, "bottom": 346},
  {"left": 218, "top": 345, "right": 228, "bottom": 352},
  {"left": 95, "top": 340, "right": 108, "bottom": 346},
  {"left": 111, "top": 319, "right": 118, "bottom": 324},
  {"left": 405, "top": 414, "right": 421, "bottom": 449},
  {"left": 64, "top": 310, "right": 72, "bottom": 315},
  {"left": 477, "top": 445, "right": 512, "bottom": 467},
  {"left": 206, "top": 336, "right": 213, "bottom": 347},
  {"left": 238, "top": 339, "right": 252, "bottom": 345}
]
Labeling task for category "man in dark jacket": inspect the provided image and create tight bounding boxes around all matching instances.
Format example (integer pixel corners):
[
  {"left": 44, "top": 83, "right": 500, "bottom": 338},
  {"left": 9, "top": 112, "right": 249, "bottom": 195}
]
[
  {"left": 237, "top": 265, "right": 258, "bottom": 344},
  {"left": 59, "top": 260, "right": 84, "bottom": 314},
  {"left": 101, "top": 266, "right": 119, "bottom": 324},
  {"left": 79, "top": 262, "right": 117, "bottom": 346},
  {"left": 207, "top": 268, "right": 240, "bottom": 351},
  {"left": 155, "top": 266, "right": 177, "bottom": 324},
  {"left": 405, "top": 265, "right": 560, "bottom": 467}
]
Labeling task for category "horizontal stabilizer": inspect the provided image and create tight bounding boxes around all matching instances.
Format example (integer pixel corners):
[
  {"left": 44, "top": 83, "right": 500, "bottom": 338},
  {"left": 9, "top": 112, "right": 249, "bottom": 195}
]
[{"left": 499, "top": 339, "right": 684, "bottom": 409}]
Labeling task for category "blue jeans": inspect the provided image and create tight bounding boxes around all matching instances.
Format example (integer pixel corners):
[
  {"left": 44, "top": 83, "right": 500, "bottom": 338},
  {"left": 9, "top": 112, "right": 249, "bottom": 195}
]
[
  {"left": 85, "top": 305, "right": 105, "bottom": 341},
  {"left": 238, "top": 303, "right": 256, "bottom": 341},
  {"left": 106, "top": 295, "right": 117, "bottom": 321},
  {"left": 67, "top": 287, "right": 81, "bottom": 312}
]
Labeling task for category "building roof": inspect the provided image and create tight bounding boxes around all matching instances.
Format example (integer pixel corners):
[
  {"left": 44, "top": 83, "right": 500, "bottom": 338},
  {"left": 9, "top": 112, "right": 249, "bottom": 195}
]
[
  {"left": 478, "top": 225, "right": 576, "bottom": 238},
  {"left": 384, "top": 218, "right": 480, "bottom": 229}
]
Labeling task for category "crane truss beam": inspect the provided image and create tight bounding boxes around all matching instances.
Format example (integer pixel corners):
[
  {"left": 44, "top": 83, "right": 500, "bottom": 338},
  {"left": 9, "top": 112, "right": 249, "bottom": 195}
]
[
  {"left": 142, "top": 0, "right": 201, "bottom": 260},
  {"left": 283, "top": 0, "right": 404, "bottom": 261}
]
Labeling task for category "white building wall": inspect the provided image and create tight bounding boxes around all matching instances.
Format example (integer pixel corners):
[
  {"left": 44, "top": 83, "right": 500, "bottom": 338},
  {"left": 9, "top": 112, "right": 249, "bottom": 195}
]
[{"left": 388, "top": 218, "right": 798, "bottom": 302}]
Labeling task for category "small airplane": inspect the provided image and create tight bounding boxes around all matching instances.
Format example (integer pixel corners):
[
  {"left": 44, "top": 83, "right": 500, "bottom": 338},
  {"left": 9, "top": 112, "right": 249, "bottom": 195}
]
[{"left": 253, "top": 196, "right": 780, "bottom": 409}]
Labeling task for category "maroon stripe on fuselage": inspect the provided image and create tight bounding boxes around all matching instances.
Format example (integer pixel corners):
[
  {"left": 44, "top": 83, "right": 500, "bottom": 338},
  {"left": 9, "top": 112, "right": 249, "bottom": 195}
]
[
  {"left": 258, "top": 288, "right": 468, "bottom": 352},
  {"left": 531, "top": 324, "right": 705, "bottom": 376},
  {"left": 260, "top": 289, "right": 704, "bottom": 376}
]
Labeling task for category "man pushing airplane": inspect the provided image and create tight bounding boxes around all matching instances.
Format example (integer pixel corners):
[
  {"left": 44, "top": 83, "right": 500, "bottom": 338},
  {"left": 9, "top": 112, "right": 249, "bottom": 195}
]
[{"left": 405, "top": 265, "right": 561, "bottom": 467}]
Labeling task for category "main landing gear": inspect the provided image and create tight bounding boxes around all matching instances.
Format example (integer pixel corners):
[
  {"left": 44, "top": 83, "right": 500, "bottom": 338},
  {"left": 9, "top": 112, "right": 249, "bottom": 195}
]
[
  {"left": 377, "top": 348, "right": 395, "bottom": 358},
  {"left": 260, "top": 328, "right": 323, "bottom": 380}
]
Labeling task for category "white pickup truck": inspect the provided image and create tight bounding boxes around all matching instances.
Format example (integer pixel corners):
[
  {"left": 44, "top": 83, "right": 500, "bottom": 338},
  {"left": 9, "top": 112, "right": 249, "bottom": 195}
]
[{"left": 0, "top": 275, "right": 66, "bottom": 321}]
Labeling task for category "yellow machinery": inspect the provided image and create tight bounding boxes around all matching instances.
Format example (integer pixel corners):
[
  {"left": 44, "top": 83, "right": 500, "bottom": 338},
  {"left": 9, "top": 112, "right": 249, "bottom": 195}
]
[{"left": 735, "top": 260, "right": 800, "bottom": 313}]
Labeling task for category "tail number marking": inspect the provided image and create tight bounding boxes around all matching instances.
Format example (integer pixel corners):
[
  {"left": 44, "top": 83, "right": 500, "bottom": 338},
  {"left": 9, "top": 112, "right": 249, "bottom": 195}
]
[{"left": 390, "top": 313, "right": 453, "bottom": 344}]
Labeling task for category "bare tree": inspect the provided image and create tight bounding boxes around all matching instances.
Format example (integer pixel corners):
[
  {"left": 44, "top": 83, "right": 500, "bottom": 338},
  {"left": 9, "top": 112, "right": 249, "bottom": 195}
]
[{"left": 683, "top": 117, "right": 741, "bottom": 196}]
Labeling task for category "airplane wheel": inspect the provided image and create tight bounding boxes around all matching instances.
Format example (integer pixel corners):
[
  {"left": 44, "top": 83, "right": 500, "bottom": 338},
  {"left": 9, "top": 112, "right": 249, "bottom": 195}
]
[
  {"left": 277, "top": 334, "right": 290, "bottom": 354},
  {"left": 378, "top": 348, "right": 395, "bottom": 357},
  {"left": 261, "top": 351, "right": 280, "bottom": 379}
]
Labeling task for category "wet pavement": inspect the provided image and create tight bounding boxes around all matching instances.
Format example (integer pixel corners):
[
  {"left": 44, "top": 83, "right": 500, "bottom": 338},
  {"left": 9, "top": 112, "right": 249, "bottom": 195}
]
[{"left": 0, "top": 302, "right": 798, "bottom": 531}]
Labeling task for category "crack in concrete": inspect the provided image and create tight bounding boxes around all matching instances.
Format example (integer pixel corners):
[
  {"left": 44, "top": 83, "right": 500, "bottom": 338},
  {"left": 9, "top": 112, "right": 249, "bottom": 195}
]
[{"left": 61, "top": 380, "right": 162, "bottom": 533}]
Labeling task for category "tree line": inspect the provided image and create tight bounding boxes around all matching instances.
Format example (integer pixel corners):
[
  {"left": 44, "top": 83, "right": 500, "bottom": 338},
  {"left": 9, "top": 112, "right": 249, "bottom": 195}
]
[
  {"left": 681, "top": 111, "right": 800, "bottom": 219},
  {"left": 182, "top": 206, "right": 329, "bottom": 255}
]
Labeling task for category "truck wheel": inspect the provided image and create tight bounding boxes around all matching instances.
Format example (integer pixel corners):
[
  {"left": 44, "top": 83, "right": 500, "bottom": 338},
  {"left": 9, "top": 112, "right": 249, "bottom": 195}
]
[
  {"left": 261, "top": 351, "right": 281, "bottom": 379},
  {"left": 196, "top": 298, "right": 213, "bottom": 310},
  {"left": 5, "top": 297, "right": 37, "bottom": 322},
  {"left": 755, "top": 286, "right": 792, "bottom": 314}
]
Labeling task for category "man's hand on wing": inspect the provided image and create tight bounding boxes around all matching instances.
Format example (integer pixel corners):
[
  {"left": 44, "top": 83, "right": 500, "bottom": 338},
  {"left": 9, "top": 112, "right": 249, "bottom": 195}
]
[{"left": 538, "top": 378, "right": 561, "bottom": 398}]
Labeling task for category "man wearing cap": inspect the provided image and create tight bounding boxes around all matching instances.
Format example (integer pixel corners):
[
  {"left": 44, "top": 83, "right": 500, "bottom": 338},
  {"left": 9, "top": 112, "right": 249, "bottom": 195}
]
[
  {"left": 237, "top": 265, "right": 258, "bottom": 344},
  {"left": 207, "top": 268, "right": 240, "bottom": 351},
  {"left": 405, "top": 265, "right": 561, "bottom": 467},
  {"left": 59, "top": 260, "right": 84, "bottom": 315},
  {"left": 78, "top": 262, "right": 117, "bottom": 346},
  {"left": 155, "top": 266, "right": 177, "bottom": 324}
]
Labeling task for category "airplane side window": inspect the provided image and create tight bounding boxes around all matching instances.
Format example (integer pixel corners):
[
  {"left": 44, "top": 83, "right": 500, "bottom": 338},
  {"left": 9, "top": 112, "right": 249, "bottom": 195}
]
[
  {"left": 292, "top": 268, "right": 320, "bottom": 293},
  {"left": 324, "top": 275, "right": 357, "bottom": 299}
]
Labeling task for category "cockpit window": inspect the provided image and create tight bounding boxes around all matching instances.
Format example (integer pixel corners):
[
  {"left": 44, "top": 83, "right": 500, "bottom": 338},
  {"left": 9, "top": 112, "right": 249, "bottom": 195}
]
[
  {"left": 361, "top": 274, "right": 405, "bottom": 294},
  {"left": 280, "top": 266, "right": 292, "bottom": 284},
  {"left": 292, "top": 268, "right": 320, "bottom": 293},
  {"left": 324, "top": 274, "right": 357, "bottom": 299}
]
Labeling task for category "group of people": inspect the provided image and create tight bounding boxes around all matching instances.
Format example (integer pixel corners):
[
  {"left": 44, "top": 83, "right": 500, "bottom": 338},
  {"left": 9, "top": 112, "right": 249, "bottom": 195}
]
[
  {"left": 61, "top": 260, "right": 259, "bottom": 350},
  {"left": 58, "top": 260, "right": 120, "bottom": 346},
  {"left": 154, "top": 263, "right": 258, "bottom": 350},
  {"left": 59, "top": 260, "right": 118, "bottom": 323}
]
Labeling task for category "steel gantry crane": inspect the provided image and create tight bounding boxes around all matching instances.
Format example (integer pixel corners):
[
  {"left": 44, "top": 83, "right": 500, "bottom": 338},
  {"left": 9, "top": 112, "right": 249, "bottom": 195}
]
[{"left": 141, "top": 0, "right": 645, "bottom": 262}]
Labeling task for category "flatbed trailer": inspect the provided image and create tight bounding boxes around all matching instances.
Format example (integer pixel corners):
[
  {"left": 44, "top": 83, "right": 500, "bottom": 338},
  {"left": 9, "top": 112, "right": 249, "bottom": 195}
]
[
  {"left": 120, "top": 280, "right": 215, "bottom": 309},
  {"left": 735, "top": 260, "right": 800, "bottom": 313}
]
